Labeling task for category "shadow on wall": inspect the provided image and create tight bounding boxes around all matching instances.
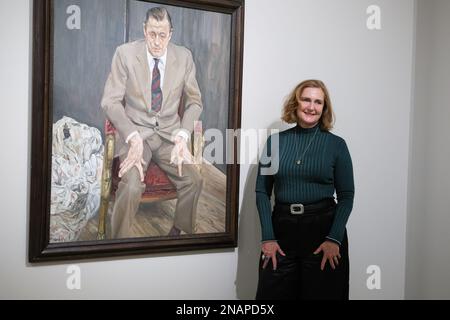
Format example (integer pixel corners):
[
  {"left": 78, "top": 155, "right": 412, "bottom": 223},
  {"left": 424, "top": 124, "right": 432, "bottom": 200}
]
[
  {"left": 235, "top": 163, "right": 260, "bottom": 299},
  {"left": 235, "top": 121, "right": 291, "bottom": 299}
]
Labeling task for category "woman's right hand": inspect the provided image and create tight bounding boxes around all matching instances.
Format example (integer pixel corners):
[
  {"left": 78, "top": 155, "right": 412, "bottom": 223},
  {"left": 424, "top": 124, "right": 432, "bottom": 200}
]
[{"left": 261, "top": 241, "right": 286, "bottom": 270}]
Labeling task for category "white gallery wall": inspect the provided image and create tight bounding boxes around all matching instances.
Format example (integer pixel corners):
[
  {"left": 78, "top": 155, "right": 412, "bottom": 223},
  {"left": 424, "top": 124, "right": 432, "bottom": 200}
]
[
  {"left": 238, "top": 0, "right": 414, "bottom": 300},
  {"left": 406, "top": 0, "right": 450, "bottom": 299},
  {"left": 0, "top": 0, "right": 237, "bottom": 300},
  {"left": 0, "top": 0, "right": 434, "bottom": 299}
]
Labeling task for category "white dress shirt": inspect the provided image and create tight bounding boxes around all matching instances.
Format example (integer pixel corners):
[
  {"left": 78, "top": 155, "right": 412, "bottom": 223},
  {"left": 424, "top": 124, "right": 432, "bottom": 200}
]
[
  {"left": 146, "top": 48, "right": 167, "bottom": 90},
  {"left": 126, "top": 46, "right": 188, "bottom": 144}
]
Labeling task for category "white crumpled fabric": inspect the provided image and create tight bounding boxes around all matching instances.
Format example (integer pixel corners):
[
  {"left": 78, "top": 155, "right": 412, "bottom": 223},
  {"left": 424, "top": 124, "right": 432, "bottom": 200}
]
[{"left": 50, "top": 116, "right": 104, "bottom": 242}]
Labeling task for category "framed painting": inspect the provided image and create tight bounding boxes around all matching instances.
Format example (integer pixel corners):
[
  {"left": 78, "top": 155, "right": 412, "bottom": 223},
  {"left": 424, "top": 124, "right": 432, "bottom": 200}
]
[{"left": 29, "top": 0, "right": 244, "bottom": 262}]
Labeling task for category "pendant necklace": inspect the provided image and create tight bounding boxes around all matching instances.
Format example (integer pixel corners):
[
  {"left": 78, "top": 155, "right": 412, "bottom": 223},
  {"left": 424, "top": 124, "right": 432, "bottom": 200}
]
[{"left": 295, "top": 126, "right": 319, "bottom": 165}]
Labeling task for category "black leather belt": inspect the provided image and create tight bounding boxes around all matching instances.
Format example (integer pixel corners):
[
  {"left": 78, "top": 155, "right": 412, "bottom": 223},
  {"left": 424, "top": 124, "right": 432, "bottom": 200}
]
[{"left": 274, "top": 198, "right": 335, "bottom": 215}]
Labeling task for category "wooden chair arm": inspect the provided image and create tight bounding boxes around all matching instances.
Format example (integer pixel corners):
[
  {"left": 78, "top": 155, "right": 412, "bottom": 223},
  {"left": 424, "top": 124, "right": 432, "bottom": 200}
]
[{"left": 97, "top": 131, "right": 115, "bottom": 240}]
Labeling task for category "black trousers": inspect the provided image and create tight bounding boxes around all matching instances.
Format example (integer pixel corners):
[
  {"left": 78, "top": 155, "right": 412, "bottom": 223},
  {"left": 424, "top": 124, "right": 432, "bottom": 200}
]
[{"left": 255, "top": 204, "right": 349, "bottom": 300}]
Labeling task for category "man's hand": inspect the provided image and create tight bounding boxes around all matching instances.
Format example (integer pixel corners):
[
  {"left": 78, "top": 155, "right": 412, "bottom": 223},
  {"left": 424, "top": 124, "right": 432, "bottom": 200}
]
[
  {"left": 170, "top": 135, "right": 193, "bottom": 177},
  {"left": 313, "top": 240, "right": 341, "bottom": 271},
  {"left": 119, "top": 134, "right": 145, "bottom": 181}
]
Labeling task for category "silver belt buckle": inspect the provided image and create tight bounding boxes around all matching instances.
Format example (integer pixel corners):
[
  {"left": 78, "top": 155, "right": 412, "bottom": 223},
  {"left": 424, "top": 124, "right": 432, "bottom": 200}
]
[{"left": 290, "top": 204, "right": 305, "bottom": 215}]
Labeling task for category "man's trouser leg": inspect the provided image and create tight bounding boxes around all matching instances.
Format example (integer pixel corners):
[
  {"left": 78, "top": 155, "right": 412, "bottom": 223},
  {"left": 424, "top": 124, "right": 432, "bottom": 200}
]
[
  {"left": 153, "top": 140, "right": 203, "bottom": 234},
  {"left": 110, "top": 143, "right": 151, "bottom": 238}
]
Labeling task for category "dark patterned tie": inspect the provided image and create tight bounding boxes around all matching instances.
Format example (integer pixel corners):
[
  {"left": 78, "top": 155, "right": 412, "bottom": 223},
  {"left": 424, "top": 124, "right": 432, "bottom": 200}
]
[{"left": 151, "top": 58, "right": 162, "bottom": 112}]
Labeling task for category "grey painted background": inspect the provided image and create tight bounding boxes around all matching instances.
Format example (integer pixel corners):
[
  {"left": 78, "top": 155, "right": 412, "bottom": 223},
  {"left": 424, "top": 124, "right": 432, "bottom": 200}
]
[
  {"left": 52, "top": 0, "right": 126, "bottom": 130},
  {"left": 52, "top": 0, "right": 231, "bottom": 173}
]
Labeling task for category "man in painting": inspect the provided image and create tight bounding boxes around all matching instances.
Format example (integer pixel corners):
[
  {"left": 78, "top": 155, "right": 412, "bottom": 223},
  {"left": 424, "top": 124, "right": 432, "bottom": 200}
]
[{"left": 101, "top": 6, "right": 203, "bottom": 238}]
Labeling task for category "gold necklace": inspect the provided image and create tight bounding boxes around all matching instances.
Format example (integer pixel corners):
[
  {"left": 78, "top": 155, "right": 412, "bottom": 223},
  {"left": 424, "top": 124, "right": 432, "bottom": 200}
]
[{"left": 295, "top": 126, "right": 319, "bottom": 165}]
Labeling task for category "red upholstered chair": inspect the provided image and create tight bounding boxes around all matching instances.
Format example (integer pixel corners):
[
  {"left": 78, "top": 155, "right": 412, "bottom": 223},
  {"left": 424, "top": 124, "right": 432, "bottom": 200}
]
[
  {"left": 96, "top": 95, "right": 206, "bottom": 240},
  {"left": 97, "top": 120, "right": 178, "bottom": 239},
  {"left": 97, "top": 99, "right": 188, "bottom": 239},
  {"left": 107, "top": 121, "right": 178, "bottom": 201}
]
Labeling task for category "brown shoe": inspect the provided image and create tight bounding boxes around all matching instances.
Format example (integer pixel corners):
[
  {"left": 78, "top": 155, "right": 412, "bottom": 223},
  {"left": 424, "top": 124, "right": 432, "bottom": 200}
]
[{"left": 168, "top": 226, "right": 181, "bottom": 236}]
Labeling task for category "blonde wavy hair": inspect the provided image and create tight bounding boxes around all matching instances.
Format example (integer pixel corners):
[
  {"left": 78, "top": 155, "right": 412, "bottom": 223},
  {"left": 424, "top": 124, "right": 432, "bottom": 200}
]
[{"left": 282, "top": 79, "right": 335, "bottom": 131}]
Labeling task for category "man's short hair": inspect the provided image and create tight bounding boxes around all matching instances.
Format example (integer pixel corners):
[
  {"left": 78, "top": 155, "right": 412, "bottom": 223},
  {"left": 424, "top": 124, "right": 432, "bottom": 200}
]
[{"left": 145, "top": 7, "right": 173, "bottom": 30}]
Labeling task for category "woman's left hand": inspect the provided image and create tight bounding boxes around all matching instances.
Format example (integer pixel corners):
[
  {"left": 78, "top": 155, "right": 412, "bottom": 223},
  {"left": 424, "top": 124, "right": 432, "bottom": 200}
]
[{"left": 313, "top": 240, "right": 341, "bottom": 271}]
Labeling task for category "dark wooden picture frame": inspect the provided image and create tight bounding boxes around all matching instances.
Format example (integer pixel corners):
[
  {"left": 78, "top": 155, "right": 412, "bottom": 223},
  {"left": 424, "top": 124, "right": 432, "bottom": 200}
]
[{"left": 29, "top": 0, "right": 244, "bottom": 262}]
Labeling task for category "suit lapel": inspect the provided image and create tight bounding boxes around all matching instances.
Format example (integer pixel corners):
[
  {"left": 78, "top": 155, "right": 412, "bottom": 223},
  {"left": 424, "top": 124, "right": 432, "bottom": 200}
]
[
  {"left": 162, "top": 43, "right": 178, "bottom": 109},
  {"left": 134, "top": 42, "right": 152, "bottom": 111}
]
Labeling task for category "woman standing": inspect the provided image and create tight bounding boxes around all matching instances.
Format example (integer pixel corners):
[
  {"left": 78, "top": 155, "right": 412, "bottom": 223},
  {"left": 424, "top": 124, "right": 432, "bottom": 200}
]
[{"left": 255, "top": 80, "right": 354, "bottom": 300}]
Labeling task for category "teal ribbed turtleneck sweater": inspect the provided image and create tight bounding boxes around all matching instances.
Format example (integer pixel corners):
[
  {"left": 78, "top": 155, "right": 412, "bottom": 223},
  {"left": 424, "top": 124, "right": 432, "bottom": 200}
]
[{"left": 255, "top": 124, "right": 355, "bottom": 245}]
